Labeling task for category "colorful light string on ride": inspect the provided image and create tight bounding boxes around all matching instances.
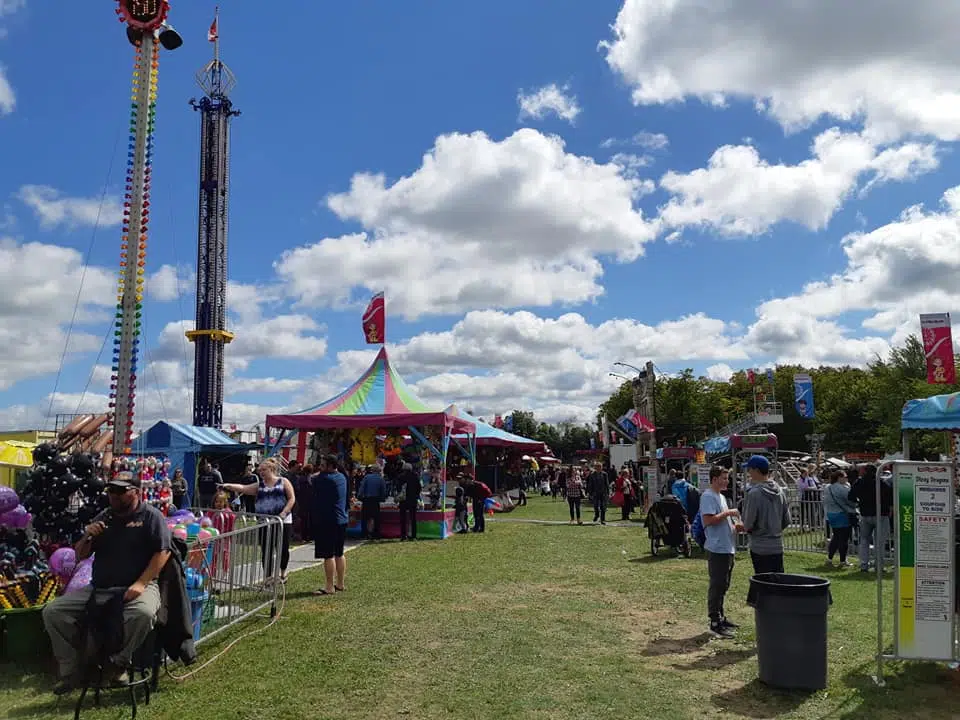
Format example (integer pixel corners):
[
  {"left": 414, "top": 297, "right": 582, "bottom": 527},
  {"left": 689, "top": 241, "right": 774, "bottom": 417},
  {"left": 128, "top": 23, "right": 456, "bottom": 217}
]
[{"left": 109, "top": 38, "right": 159, "bottom": 452}]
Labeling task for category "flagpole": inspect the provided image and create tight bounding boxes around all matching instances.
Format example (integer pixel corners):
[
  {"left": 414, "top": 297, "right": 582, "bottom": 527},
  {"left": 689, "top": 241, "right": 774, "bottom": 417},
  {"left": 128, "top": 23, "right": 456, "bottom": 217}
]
[{"left": 213, "top": 6, "right": 220, "bottom": 62}]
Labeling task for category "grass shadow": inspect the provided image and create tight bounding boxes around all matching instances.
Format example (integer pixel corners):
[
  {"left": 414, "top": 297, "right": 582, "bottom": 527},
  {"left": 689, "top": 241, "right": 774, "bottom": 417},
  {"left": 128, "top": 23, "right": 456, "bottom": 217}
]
[
  {"left": 713, "top": 678, "right": 816, "bottom": 718},
  {"left": 641, "top": 632, "right": 713, "bottom": 657},
  {"left": 672, "top": 647, "right": 756, "bottom": 671}
]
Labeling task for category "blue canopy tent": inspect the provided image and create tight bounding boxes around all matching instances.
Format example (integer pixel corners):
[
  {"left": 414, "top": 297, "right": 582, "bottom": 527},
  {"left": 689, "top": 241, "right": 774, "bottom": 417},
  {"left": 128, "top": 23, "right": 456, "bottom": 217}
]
[
  {"left": 133, "top": 421, "right": 259, "bottom": 504},
  {"left": 446, "top": 406, "right": 545, "bottom": 491},
  {"left": 704, "top": 436, "right": 731, "bottom": 456},
  {"left": 447, "top": 406, "right": 546, "bottom": 452},
  {"left": 901, "top": 391, "right": 960, "bottom": 458}
]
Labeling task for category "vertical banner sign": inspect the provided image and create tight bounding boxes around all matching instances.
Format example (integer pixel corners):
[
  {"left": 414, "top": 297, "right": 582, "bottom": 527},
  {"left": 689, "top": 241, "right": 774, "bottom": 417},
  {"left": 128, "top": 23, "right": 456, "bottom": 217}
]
[
  {"left": 893, "top": 461, "right": 955, "bottom": 661},
  {"left": 362, "top": 292, "right": 386, "bottom": 344},
  {"left": 642, "top": 466, "right": 657, "bottom": 511},
  {"left": 689, "top": 463, "right": 711, "bottom": 488},
  {"left": 600, "top": 417, "right": 610, "bottom": 448},
  {"left": 920, "top": 313, "right": 956, "bottom": 384},
  {"left": 793, "top": 373, "right": 815, "bottom": 419}
]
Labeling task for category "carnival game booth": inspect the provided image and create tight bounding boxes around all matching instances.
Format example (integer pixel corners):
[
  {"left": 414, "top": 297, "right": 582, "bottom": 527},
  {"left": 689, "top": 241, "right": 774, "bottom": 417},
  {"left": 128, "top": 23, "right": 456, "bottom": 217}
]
[
  {"left": 264, "top": 347, "right": 476, "bottom": 540},
  {"left": 0, "top": 441, "right": 33, "bottom": 490},
  {"left": 133, "top": 421, "right": 259, "bottom": 505},
  {"left": 447, "top": 406, "right": 545, "bottom": 492}
]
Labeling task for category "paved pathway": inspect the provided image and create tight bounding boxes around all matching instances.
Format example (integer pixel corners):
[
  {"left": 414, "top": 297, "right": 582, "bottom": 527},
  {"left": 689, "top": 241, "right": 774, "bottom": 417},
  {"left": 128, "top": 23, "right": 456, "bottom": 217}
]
[{"left": 285, "top": 539, "right": 365, "bottom": 577}]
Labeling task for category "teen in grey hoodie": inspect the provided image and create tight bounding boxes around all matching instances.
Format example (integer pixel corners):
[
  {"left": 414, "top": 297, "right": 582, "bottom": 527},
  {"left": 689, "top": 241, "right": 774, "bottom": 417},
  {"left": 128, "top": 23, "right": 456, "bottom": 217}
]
[{"left": 741, "top": 455, "right": 790, "bottom": 574}]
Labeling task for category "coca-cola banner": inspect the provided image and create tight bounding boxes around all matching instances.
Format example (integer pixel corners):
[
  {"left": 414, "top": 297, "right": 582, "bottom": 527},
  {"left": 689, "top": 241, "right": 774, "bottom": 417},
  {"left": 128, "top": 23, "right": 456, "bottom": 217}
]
[{"left": 920, "top": 313, "right": 956, "bottom": 385}]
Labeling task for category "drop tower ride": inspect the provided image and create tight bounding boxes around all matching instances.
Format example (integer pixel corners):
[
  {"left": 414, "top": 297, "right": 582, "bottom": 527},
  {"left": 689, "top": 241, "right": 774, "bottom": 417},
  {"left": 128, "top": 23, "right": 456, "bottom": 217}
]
[{"left": 186, "top": 10, "right": 239, "bottom": 428}]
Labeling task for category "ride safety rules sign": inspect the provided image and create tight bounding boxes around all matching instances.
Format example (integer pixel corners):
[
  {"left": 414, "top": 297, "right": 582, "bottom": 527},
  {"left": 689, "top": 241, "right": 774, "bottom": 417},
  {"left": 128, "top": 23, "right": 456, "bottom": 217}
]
[{"left": 893, "top": 461, "right": 956, "bottom": 660}]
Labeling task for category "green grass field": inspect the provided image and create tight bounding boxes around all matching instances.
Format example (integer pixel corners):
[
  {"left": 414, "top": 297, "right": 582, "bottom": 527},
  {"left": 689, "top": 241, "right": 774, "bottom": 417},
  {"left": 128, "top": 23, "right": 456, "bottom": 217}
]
[{"left": 1, "top": 497, "right": 955, "bottom": 719}]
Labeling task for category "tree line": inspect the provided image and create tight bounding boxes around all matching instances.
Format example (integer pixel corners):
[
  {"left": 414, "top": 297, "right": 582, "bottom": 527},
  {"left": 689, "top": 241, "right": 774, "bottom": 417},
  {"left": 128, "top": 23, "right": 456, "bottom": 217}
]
[{"left": 597, "top": 335, "right": 959, "bottom": 457}]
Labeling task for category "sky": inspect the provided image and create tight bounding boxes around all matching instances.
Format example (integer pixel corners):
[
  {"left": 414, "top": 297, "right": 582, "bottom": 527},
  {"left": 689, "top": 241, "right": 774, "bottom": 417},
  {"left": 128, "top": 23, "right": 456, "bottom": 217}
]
[{"left": 2, "top": 0, "right": 960, "bottom": 433}]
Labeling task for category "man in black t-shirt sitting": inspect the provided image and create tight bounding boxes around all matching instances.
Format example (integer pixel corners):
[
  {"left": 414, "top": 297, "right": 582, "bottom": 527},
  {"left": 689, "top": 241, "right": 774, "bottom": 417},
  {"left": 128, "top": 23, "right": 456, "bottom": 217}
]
[{"left": 43, "top": 472, "right": 172, "bottom": 695}]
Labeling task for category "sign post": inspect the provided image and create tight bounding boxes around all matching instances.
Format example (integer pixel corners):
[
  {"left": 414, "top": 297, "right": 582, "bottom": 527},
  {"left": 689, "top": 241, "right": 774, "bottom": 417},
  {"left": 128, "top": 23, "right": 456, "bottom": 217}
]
[{"left": 877, "top": 461, "right": 956, "bottom": 682}]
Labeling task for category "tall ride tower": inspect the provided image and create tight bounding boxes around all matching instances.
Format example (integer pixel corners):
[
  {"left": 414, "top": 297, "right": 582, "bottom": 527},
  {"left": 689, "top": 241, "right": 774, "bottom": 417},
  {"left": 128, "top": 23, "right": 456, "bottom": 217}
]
[{"left": 186, "top": 11, "right": 239, "bottom": 428}]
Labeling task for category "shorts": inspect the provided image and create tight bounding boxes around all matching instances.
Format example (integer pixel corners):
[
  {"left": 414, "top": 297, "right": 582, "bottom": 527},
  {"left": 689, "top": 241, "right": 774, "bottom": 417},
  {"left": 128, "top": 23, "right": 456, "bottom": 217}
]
[{"left": 314, "top": 523, "right": 347, "bottom": 559}]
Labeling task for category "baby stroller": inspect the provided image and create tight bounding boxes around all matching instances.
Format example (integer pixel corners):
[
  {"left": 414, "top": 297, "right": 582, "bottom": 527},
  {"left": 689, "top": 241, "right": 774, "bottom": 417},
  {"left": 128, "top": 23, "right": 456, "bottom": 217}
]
[{"left": 645, "top": 495, "right": 691, "bottom": 557}]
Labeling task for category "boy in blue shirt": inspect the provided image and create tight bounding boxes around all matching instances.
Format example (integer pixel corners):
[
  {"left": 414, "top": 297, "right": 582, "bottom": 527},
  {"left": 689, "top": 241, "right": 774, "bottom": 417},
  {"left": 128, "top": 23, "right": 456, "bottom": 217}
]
[{"left": 700, "top": 465, "right": 743, "bottom": 638}]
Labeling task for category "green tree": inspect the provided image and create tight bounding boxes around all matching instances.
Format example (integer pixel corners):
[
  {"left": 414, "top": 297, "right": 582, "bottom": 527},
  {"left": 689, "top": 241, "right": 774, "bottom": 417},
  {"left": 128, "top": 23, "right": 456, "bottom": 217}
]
[
  {"left": 508, "top": 410, "right": 539, "bottom": 440},
  {"left": 596, "top": 381, "right": 634, "bottom": 429}
]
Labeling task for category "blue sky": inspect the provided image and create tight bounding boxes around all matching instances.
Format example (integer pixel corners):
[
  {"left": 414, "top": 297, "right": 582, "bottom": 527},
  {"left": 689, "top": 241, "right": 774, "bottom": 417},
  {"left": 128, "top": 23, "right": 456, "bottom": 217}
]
[{"left": 2, "top": 0, "right": 960, "bottom": 431}]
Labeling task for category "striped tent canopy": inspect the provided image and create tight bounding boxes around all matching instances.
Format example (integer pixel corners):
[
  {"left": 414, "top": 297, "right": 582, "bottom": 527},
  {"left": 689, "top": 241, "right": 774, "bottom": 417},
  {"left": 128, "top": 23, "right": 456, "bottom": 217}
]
[
  {"left": 446, "top": 406, "right": 546, "bottom": 451},
  {"left": 266, "top": 347, "right": 475, "bottom": 432}
]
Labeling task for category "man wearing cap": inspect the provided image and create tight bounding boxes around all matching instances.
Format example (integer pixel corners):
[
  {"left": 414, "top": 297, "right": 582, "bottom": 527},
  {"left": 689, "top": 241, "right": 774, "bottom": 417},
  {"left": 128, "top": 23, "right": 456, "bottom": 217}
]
[
  {"left": 43, "top": 471, "right": 171, "bottom": 695},
  {"left": 740, "top": 455, "right": 791, "bottom": 574}
]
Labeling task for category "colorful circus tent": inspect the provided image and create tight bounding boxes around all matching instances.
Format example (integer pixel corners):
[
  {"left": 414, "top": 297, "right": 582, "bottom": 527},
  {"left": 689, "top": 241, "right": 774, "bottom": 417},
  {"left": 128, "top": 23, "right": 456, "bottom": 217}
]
[
  {"left": 265, "top": 347, "right": 474, "bottom": 433},
  {"left": 264, "top": 346, "right": 476, "bottom": 540},
  {"left": 446, "top": 406, "right": 546, "bottom": 452}
]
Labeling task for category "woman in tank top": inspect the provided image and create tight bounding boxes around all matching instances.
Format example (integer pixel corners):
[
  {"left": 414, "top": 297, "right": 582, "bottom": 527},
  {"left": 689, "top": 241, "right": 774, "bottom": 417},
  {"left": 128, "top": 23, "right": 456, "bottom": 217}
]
[{"left": 222, "top": 460, "right": 296, "bottom": 582}]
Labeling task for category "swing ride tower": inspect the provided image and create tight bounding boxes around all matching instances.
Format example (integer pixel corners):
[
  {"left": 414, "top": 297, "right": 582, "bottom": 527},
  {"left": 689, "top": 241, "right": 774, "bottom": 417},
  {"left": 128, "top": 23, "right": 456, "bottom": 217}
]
[
  {"left": 109, "top": 1, "right": 182, "bottom": 454},
  {"left": 186, "top": 11, "right": 239, "bottom": 428}
]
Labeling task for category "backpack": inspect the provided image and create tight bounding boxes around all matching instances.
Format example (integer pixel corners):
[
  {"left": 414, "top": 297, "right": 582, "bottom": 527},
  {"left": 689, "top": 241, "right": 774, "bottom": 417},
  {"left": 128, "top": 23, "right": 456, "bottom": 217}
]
[{"left": 691, "top": 511, "right": 707, "bottom": 549}]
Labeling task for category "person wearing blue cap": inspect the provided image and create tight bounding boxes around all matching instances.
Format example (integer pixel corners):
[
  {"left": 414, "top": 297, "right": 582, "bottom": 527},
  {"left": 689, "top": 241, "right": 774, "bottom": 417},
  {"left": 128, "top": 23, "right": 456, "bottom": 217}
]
[{"left": 741, "top": 455, "right": 790, "bottom": 574}]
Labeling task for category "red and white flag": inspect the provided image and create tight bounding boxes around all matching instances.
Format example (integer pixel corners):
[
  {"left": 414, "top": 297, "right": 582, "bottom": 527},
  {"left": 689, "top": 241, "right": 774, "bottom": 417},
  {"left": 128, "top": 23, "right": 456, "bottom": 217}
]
[
  {"left": 921, "top": 313, "right": 956, "bottom": 384},
  {"left": 208, "top": 9, "right": 219, "bottom": 43},
  {"left": 363, "top": 292, "right": 386, "bottom": 344}
]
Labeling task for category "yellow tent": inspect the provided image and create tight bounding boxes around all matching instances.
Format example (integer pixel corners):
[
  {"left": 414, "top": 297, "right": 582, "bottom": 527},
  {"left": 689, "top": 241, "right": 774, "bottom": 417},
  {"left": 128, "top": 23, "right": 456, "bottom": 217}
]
[{"left": 0, "top": 440, "right": 34, "bottom": 488}]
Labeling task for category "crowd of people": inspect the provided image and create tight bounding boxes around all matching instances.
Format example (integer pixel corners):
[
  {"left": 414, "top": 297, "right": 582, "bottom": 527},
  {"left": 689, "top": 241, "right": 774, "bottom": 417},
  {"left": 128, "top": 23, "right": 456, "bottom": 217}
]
[{"left": 537, "top": 463, "right": 643, "bottom": 524}]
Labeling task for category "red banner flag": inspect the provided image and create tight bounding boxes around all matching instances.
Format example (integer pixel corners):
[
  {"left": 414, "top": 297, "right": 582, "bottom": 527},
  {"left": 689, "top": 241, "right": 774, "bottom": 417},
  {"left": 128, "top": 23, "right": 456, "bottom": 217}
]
[
  {"left": 208, "top": 9, "right": 219, "bottom": 42},
  {"left": 746, "top": 369, "right": 755, "bottom": 385},
  {"left": 921, "top": 313, "right": 956, "bottom": 384},
  {"left": 363, "top": 292, "right": 385, "bottom": 344}
]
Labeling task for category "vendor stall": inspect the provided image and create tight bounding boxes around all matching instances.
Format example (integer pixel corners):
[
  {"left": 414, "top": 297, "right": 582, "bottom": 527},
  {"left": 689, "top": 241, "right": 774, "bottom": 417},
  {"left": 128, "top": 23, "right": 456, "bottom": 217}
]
[
  {"left": 265, "top": 347, "right": 476, "bottom": 540},
  {"left": 447, "top": 406, "right": 544, "bottom": 491},
  {"left": 0, "top": 441, "right": 33, "bottom": 489},
  {"left": 133, "top": 421, "right": 260, "bottom": 505}
]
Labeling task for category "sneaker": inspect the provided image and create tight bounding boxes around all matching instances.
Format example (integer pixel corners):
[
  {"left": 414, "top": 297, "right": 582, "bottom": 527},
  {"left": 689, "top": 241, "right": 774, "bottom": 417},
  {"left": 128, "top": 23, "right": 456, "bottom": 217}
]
[
  {"left": 720, "top": 618, "right": 739, "bottom": 630},
  {"left": 710, "top": 621, "right": 734, "bottom": 638},
  {"left": 839, "top": 561, "right": 852, "bottom": 568},
  {"left": 825, "top": 559, "right": 835, "bottom": 568},
  {"left": 53, "top": 677, "right": 78, "bottom": 696}
]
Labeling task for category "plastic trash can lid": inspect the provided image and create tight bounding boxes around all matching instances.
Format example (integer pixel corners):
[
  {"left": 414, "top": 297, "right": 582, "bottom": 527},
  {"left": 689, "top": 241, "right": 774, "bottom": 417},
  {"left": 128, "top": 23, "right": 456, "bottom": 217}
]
[{"left": 749, "top": 573, "right": 831, "bottom": 597}]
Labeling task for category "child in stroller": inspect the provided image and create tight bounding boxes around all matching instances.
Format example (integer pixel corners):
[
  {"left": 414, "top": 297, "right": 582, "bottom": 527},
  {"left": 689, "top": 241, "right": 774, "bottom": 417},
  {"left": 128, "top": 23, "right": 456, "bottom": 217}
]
[{"left": 644, "top": 494, "right": 691, "bottom": 557}]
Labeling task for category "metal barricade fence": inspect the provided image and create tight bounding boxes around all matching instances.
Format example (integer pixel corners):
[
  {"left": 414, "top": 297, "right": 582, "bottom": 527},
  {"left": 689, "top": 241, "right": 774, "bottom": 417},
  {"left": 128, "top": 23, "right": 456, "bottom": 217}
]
[
  {"left": 181, "top": 509, "right": 282, "bottom": 646},
  {"left": 736, "top": 489, "right": 895, "bottom": 563}
]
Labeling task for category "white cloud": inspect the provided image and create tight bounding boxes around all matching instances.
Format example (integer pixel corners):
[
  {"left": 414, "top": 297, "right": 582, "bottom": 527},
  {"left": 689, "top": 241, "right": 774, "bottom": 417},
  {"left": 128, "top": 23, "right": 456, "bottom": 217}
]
[
  {"left": 659, "top": 130, "right": 939, "bottom": 236},
  {"left": 861, "top": 142, "right": 940, "bottom": 196},
  {"left": 602, "top": 0, "right": 960, "bottom": 142},
  {"left": 16, "top": 185, "right": 124, "bottom": 230},
  {"left": 277, "top": 129, "right": 657, "bottom": 319},
  {"left": 517, "top": 83, "right": 581, "bottom": 124},
  {"left": 705, "top": 363, "right": 734, "bottom": 382},
  {"left": 0, "top": 238, "right": 114, "bottom": 390},
  {"left": 147, "top": 264, "right": 194, "bottom": 302},
  {"left": 739, "top": 185, "right": 960, "bottom": 364},
  {"left": 602, "top": 132, "right": 669, "bottom": 151},
  {"left": 0, "top": 64, "right": 13, "bottom": 115}
]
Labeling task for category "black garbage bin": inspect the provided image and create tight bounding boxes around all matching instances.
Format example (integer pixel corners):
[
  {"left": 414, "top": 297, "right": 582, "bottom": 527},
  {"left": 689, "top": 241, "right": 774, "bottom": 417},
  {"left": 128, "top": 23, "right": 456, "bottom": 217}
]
[{"left": 747, "top": 573, "right": 831, "bottom": 690}]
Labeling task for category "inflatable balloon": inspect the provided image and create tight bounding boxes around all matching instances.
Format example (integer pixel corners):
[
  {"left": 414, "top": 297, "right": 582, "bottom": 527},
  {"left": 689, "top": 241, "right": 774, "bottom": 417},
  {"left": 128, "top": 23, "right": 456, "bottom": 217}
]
[
  {"left": 0, "top": 505, "right": 31, "bottom": 529},
  {"left": 173, "top": 527, "right": 188, "bottom": 541},
  {"left": 197, "top": 529, "right": 212, "bottom": 542},
  {"left": 49, "top": 547, "right": 77, "bottom": 579},
  {"left": 199, "top": 516, "right": 213, "bottom": 529},
  {"left": 64, "top": 556, "right": 93, "bottom": 594},
  {"left": 186, "top": 523, "right": 201, "bottom": 539},
  {"left": 205, "top": 527, "right": 219, "bottom": 538},
  {"left": 0, "top": 486, "right": 19, "bottom": 514}
]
